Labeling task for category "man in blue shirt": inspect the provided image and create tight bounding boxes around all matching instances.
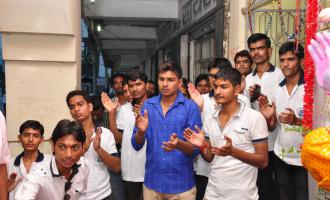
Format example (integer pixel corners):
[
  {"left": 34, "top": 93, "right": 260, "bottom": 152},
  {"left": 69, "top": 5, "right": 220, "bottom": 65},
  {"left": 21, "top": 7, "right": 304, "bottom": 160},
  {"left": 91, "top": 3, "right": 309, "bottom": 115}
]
[{"left": 131, "top": 63, "right": 202, "bottom": 200}]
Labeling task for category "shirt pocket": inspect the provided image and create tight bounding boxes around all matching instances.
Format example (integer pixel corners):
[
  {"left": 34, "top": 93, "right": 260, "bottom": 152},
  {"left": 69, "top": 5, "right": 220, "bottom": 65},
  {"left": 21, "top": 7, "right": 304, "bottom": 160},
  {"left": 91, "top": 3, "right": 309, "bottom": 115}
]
[{"left": 231, "top": 126, "right": 251, "bottom": 149}]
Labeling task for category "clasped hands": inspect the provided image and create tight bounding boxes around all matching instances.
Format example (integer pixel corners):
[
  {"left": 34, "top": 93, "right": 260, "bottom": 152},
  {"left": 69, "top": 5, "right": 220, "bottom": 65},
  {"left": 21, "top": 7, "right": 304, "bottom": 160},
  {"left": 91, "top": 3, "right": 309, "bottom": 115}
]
[{"left": 183, "top": 125, "right": 234, "bottom": 156}]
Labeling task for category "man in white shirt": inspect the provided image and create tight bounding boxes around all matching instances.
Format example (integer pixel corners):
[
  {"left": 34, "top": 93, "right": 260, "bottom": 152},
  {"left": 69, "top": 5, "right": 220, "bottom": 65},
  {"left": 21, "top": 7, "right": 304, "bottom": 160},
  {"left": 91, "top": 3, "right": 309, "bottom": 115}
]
[
  {"left": 66, "top": 90, "right": 121, "bottom": 200},
  {"left": 0, "top": 111, "right": 10, "bottom": 200},
  {"left": 188, "top": 58, "right": 251, "bottom": 200},
  {"left": 245, "top": 33, "right": 283, "bottom": 200},
  {"left": 8, "top": 120, "right": 51, "bottom": 200},
  {"left": 184, "top": 67, "right": 268, "bottom": 200},
  {"left": 101, "top": 72, "right": 148, "bottom": 200},
  {"left": 260, "top": 42, "right": 308, "bottom": 200},
  {"left": 15, "top": 119, "right": 89, "bottom": 200}
]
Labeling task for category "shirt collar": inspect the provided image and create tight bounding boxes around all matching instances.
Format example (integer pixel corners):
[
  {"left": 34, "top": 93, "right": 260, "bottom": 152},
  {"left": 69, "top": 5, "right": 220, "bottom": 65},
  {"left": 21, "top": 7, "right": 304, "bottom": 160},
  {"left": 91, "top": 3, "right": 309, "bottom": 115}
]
[
  {"left": 252, "top": 63, "right": 275, "bottom": 76},
  {"left": 50, "top": 156, "right": 81, "bottom": 178},
  {"left": 149, "top": 90, "right": 185, "bottom": 106},
  {"left": 211, "top": 100, "right": 245, "bottom": 119},
  {"left": 14, "top": 151, "right": 44, "bottom": 166},
  {"left": 50, "top": 156, "right": 61, "bottom": 177},
  {"left": 279, "top": 70, "right": 305, "bottom": 87}
]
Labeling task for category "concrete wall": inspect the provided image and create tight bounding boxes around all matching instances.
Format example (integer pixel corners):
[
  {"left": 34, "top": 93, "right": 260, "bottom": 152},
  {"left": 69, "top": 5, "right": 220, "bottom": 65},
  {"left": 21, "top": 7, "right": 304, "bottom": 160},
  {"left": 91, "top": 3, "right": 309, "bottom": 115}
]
[{"left": 0, "top": 0, "right": 81, "bottom": 155}]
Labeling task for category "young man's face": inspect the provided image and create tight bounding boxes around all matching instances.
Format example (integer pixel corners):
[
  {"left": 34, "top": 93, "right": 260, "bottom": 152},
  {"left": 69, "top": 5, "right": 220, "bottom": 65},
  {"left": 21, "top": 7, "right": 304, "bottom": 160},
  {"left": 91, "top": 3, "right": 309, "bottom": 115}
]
[
  {"left": 128, "top": 79, "right": 147, "bottom": 100},
  {"left": 249, "top": 39, "right": 272, "bottom": 65},
  {"left": 53, "top": 134, "right": 83, "bottom": 170},
  {"left": 158, "top": 71, "right": 182, "bottom": 97},
  {"left": 208, "top": 68, "right": 220, "bottom": 90},
  {"left": 279, "top": 51, "right": 301, "bottom": 78},
  {"left": 123, "top": 84, "right": 133, "bottom": 102},
  {"left": 146, "top": 83, "right": 156, "bottom": 97},
  {"left": 235, "top": 56, "right": 252, "bottom": 76},
  {"left": 113, "top": 76, "right": 124, "bottom": 95},
  {"left": 213, "top": 78, "right": 240, "bottom": 105},
  {"left": 18, "top": 128, "right": 43, "bottom": 152},
  {"left": 196, "top": 79, "right": 210, "bottom": 95},
  {"left": 68, "top": 95, "right": 93, "bottom": 123}
]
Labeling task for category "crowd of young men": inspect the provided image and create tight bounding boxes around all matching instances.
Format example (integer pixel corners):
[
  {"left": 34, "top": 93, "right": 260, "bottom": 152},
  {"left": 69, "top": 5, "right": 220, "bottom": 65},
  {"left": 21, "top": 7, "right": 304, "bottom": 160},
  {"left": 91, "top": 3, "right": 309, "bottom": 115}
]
[{"left": 0, "top": 33, "right": 308, "bottom": 200}]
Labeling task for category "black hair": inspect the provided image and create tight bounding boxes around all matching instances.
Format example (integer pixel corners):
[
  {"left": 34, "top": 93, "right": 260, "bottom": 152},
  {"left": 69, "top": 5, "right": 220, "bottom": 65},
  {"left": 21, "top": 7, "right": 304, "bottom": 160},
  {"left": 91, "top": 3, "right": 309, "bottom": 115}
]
[
  {"left": 247, "top": 33, "right": 272, "bottom": 49},
  {"left": 90, "top": 95, "right": 104, "bottom": 111},
  {"left": 207, "top": 57, "right": 232, "bottom": 72},
  {"left": 122, "top": 80, "right": 129, "bottom": 86},
  {"left": 234, "top": 50, "right": 253, "bottom": 64},
  {"left": 182, "top": 78, "right": 190, "bottom": 89},
  {"left": 158, "top": 62, "right": 183, "bottom": 79},
  {"left": 279, "top": 41, "right": 304, "bottom": 59},
  {"left": 215, "top": 67, "right": 242, "bottom": 87},
  {"left": 19, "top": 120, "right": 44, "bottom": 137},
  {"left": 66, "top": 90, "right": 91, "bottom": 107},
  {"left": 51, "top": 119, "right": 86, "bottom": 145},
  {"left": 147, "top": 80, "right": 156, "bottom": 85},
  {"left": 110, "top": 73, "right": 126, "bottom": 86},
  {"left": 128, "top": 71, "right": 148, "bottom": 83},
  {"left": 194, "top": 74, "right": 209, "bottom": 86}
]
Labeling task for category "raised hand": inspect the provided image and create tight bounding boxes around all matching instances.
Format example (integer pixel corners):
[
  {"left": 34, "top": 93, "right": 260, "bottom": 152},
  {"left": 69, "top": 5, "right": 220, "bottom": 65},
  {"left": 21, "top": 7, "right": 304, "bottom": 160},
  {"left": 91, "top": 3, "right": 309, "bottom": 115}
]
[
  {"left": 8, "top": 173, "right": 23, "bottom": 192},
  {"left": 183, "top": 125, "right": 206, "bottom": 148},
  {"left": 308, "top": 31, "right": 330, "bottom": 91},
  {"left": 93, "top": 127, "right": 102, "bottom": 152},
  {"left": 101, "top": 92, "right": 120, "bottom": 113},
  {"left": 258, "top": 96, "right": 275, "bottom": 120},
  {"left": 162, "top": 133, "right": 178, "bottom": 152},
  {"left": 279, "top": 108, "right": 296, "bottom": 125},
  {"left": 187, "top": 83, "right": 204, "bottom": 111},
  {"left": 135, "top": 109, "right": 149, "bottom": 134},
  {"left": 211, "top": 135, "right": 233, "bottom": 156}
]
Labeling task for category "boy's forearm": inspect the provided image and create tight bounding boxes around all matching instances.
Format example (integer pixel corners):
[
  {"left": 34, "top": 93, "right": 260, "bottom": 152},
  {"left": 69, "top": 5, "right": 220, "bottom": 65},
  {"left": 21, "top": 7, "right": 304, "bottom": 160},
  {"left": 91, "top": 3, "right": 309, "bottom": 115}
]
[
  {"left": 108, "top": 111, "right": 123, "bottom": 144},
  {"left": 0, "top": 164, "right": 8, "bottom": 200}
]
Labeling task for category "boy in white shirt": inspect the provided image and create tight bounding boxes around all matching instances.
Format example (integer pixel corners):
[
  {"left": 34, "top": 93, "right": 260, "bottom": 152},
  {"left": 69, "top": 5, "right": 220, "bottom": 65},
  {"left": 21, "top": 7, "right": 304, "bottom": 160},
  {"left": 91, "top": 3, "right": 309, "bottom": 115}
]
[
  {"left": 184, "top": 67, "right": 268, "bottom": 200},
  {"left": 8, "top": 120, "right": 51, "bottom": 200},
  {"left": 259, "top": 42, "right": 308, "bottom": 200},
  {"left": 188, "top": 58, "right": 251, "bottom": 200},
  {"left": 66, "top": 90, "right": 120, "bottom": 200},
  {"left": 101, "top": 72, "right": 148, "bottom": 200},
  {"left": 15, "top": 119, "right": 89, "bottom": 200},
  {"left": 245, "top": 33, "right": 283, "bottom": 200}
]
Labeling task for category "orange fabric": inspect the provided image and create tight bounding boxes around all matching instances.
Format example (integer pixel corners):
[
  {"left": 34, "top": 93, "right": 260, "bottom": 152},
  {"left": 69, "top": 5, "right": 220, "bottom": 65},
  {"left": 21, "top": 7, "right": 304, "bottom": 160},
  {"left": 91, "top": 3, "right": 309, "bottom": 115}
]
[{"left": 301, "top": 127, "right": 330, "bottom": 191}]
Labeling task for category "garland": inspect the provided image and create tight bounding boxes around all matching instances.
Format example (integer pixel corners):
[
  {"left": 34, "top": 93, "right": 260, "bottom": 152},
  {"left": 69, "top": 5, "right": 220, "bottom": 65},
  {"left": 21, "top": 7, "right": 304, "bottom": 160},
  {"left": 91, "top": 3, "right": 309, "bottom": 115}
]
[
  {"left": 303, "top": 0, "right": 318, "bottom": 132},
  {"left": 265, "top": 0, "right": 276, "bottom": 36},
  {"left": 248, "top": 0, "right": 254, "bottom": 34}
]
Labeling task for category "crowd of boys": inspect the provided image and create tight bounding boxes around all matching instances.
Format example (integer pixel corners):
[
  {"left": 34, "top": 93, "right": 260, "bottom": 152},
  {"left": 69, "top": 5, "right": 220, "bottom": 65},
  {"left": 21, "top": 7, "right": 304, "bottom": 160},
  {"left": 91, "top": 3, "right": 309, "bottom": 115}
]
[{"left": 0, "top": 33, "right": 308, "bottom": 200}]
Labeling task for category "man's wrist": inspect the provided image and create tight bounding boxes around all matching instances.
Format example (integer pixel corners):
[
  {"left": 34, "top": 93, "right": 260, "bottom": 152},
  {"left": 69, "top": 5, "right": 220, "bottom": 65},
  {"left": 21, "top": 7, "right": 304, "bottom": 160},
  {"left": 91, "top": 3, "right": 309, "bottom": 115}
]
[
  {"left": 136, "top": 130, "right": 145, "bottom": 138},
  {"left": 95, "top": 146, "right": 103, "bottom": 154},
  {"left": 199, "top": 141, "right": 209, "bottom": 154}
]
